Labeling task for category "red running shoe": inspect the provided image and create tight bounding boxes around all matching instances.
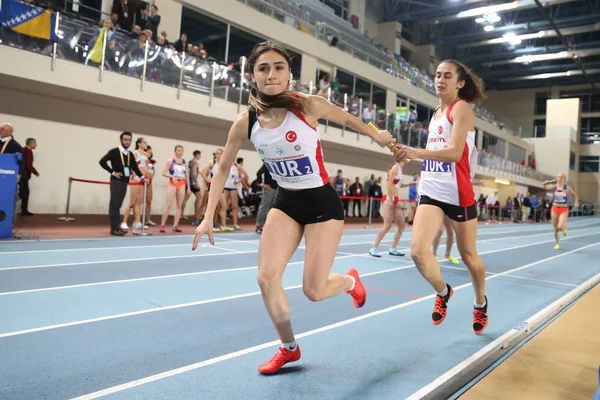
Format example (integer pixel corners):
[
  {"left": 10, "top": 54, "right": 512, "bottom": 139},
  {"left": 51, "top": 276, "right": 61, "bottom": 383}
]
[
  {"left": 257, "top": 346, "right": 301, "bottom": 375},
  {"left": 346, "top": 268, "right": 367, "bottom": 308},
  {"left": 473, "top": 296, "right": 488, "bottom": 335},
  {"left": 432, "top": 284, "right": 453, "bottom": 325}
]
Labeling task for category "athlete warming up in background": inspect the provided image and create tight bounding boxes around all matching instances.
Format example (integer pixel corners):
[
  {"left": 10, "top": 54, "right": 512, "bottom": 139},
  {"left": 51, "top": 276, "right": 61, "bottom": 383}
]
[
  {"left": 192, "top": 41, "right": 396, "bottom": 374},
  {"left": 543, "top": 173, "right": 579, "bottom": 250},
  {"left": 369, "top": 153, "right": 414, "bottom": 257}
]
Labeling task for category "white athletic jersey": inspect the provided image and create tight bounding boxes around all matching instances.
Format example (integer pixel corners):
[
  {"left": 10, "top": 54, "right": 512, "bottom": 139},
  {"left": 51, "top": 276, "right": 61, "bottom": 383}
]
[
  {"left": 418, "top": 99, "right": 476, "bottom": 207},
  {"left": 389, "top": 163, "right": 403, "bottom": 188},
  {"left": 225, "top": 163, "right": 239, "bottom": 189},
  {"left": 131, "top": 150, "right": 148, "bottom": 182},
  {"left": 135, "top": 150, "right": 148, "bottom": 168},
  {"left": 250, "top": 110, "right": 329, "bottom": 190}
]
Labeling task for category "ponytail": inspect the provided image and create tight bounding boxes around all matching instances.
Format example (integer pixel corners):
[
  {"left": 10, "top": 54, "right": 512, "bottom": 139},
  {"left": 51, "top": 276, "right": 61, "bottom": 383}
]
[{"left": 441, "top": 59, "right": 486, "bottom": 103}]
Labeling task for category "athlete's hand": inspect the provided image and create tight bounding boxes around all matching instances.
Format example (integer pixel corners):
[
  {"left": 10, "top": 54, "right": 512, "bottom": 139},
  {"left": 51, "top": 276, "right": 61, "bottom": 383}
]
[
  {"left": 393, "top": 144, "right": 417, "bottom": 161},
  {"left": 373, "top": 130, "right": 396, "bottom": 149},
  {"left": 192, "top": 218, "right": 214, "bottom": 250}
]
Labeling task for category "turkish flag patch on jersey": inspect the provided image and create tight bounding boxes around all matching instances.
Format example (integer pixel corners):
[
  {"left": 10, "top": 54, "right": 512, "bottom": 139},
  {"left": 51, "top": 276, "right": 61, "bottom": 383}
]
[{"left": 285, "top": 131, "right": 298, "bottom": 143}]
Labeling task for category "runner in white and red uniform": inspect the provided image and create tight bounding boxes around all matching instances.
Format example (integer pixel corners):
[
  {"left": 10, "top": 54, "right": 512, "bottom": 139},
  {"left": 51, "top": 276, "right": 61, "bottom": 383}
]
[
  {"left": 192, "top": 41, "right": 396, "bottom": 375},
  {"left": 543, "top": 173, "right": 579, "bottom": 250},
  {"left": 368, "top": 154, "right": 414, "bottom": 257},
  {"left": 394, "top": 59, "right": 489, "bottom": 335}
]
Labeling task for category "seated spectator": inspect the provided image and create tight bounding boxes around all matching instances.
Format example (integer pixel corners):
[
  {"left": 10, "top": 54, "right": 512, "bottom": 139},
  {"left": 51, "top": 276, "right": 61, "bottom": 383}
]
[
  {"left": 128, "top": 25, "right": 141, "bottom": 38},
  {"left": 110, "top": 13, "right": 120, "bottom": 30},
  {"left": 504, "top": 197, "right": 513, "bottom": 218},
  {"left": 173, "top": 33, "right": 188, "bottom": 53},
  {"left": 362, "top": 104, "right": 376, "bottom": 124}
]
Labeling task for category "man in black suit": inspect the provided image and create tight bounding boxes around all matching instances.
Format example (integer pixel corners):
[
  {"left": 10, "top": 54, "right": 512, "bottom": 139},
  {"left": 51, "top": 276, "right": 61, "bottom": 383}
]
[
  {"left": 141, "top": 5, "right": 161, "bottom": 40},
  {"left": 513, "top": 192, "right": 522, "bottom": 222},
  {"left": 99, "top": 132, "right": 144, "bottom": 236}
]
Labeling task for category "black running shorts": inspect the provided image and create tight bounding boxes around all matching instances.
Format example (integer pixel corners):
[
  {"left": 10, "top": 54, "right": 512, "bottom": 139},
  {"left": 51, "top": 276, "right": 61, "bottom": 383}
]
[
  {"left": 418, "top": 195, "right": 477, "bottom": 223},
  {"left": 272, "top": 184, "right": 344, "bottom": 225}
]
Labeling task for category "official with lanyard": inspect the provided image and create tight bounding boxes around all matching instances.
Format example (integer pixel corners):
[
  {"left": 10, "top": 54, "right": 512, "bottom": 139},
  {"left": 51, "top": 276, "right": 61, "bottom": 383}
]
[{"left": 99, "top": 132, "right": 144, "bottom": 236}]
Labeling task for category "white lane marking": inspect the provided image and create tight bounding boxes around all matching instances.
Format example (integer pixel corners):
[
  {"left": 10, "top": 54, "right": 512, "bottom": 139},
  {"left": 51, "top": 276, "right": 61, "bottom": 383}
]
[{"left": 70, "top": 241, "right": 600, "bottom": 399}]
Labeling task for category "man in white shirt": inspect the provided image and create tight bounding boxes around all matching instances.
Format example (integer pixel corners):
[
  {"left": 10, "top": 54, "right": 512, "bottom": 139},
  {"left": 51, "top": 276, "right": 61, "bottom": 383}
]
[
  {"left": 485, "top": 191, "right": 499, "bottom": 224},
  {"left": 362, "top": 104, "right": 376, "bottom": 124}
]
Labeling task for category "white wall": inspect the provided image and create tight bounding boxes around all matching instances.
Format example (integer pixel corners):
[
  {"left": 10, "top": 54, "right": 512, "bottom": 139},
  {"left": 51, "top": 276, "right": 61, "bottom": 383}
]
[{"left": 484, "top": 88, "right": 537, "bottom": 137}]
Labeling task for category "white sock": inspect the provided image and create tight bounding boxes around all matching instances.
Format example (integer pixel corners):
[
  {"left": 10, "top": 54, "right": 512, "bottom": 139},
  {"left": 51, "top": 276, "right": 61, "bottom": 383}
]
[
  {"left": 475, "top": 299, "right": 487, "bottom": 309},
  {"left": 437, "top": 284, "right": 448, "bottom": 297},
  {"left": 282, "top": 341, "right": 297, "bottom": 351},
  {"left": 348, "top": 275, "right": 356, "bottom": 291}
]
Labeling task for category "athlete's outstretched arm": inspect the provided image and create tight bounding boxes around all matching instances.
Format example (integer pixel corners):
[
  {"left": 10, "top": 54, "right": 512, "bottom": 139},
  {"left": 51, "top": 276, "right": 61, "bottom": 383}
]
[
  {"left": 302, "top": 95, "right": 395, "bottom": 148},
  {"left": 542, "top": 179, "right": 557, "bottom": 191},
  {"left": 395, "top": 102, "right": 473, "bottom": 163}
]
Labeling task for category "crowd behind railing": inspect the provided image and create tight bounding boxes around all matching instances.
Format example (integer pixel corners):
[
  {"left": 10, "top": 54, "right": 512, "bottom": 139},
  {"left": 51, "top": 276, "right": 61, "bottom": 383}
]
[{"left": 2, "top": 0, "right": 522, "bottom": 135}]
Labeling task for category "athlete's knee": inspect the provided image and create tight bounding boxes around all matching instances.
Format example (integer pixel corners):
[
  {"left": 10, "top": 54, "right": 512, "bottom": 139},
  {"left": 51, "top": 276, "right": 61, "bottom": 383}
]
[
  {"left": 302, "top": 284, "right": 326, "bottom": 302},
  {"left": 410, "top": 243, "right": 429, "bottom": 266},
  {"left": 256, "top": 269, "right": 282, "bottom": 292},
  {"left": 461, "top": 251, "right": 482, "bottom": 270}
]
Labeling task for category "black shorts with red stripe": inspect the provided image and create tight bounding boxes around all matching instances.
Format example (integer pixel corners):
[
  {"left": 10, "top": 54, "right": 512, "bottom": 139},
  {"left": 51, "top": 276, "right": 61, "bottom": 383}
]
[{"left": 418, "top": 195, "right": 477, "bottom": 223}]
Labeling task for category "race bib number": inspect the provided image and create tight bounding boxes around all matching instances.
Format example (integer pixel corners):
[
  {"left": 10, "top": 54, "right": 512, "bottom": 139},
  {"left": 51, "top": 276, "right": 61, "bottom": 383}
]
[
  {"left": 265, "top": 157, "right": 312, "bottom": 178},
  {"left": 421, "top": 160, "right": 452, "bottom": 180}
]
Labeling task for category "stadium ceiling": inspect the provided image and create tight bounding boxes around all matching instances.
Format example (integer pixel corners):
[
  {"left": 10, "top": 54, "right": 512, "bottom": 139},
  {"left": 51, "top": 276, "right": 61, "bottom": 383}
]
[{"left": 384, "top": 0, "right": 600, "bottom": 90}]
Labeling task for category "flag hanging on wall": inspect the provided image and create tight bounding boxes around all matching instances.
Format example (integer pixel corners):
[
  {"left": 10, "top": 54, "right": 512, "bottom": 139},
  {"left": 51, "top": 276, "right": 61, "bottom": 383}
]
[{"left": 0, "top": 0, "right": 58, "bottom": 42}]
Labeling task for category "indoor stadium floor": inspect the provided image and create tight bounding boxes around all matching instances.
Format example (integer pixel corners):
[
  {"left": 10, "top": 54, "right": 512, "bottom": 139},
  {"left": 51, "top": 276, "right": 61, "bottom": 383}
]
[{"left": 1, "top": 217, "right": 599, "bottom": 399}]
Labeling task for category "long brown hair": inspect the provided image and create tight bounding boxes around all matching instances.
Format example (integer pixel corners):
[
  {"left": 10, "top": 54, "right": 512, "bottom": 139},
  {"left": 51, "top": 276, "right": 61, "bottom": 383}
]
[
  {"left": 440, "top": 59, "right": 486, "bottom": 103},
  {"left": 247, "top": 41, "right": 306, "bottom": 115}
]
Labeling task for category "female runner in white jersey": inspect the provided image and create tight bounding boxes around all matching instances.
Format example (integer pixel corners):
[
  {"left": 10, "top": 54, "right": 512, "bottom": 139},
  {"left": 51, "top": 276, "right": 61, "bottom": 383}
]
[
  {"left": 192, "top": 41, "right": 395, "bottom": 374},
  {"left": 394, "top": 59, "right": 489, "bottom": 335},
  {"left": 121, "top": 137, "right": 149, "bottom": 234},
  {"left": 368, "top": 153, "right": 414, "bottom": 257},
  {"left": 543, "top": 173, "right": 579, "bottom": 250}
]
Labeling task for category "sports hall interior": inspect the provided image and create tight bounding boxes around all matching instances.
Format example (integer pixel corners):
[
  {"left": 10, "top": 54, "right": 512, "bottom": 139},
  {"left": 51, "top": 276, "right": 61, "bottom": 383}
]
[{"left": 1, "top": 0, "right": 599, "bottom": 399}]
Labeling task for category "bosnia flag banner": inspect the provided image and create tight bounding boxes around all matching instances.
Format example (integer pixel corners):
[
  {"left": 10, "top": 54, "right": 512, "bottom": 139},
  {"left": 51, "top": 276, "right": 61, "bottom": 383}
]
[{"left": 0, "top": 0, "right": 58, "bottom": 42}]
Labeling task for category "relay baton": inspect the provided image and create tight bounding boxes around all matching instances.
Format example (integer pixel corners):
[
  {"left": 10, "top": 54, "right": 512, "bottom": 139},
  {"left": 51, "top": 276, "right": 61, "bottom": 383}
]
[{"left": 367, "top": 122, "right": 411, "bottom": 162}]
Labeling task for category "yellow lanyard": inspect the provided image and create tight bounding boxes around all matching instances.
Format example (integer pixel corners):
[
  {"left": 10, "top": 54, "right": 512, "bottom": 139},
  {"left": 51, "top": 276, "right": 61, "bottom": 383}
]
[
  {"left": 0, "top": 138, "right": 11, "bottom": 154},
  {"left": 119, "top": 149, "right": 130, "bottom": 167}
]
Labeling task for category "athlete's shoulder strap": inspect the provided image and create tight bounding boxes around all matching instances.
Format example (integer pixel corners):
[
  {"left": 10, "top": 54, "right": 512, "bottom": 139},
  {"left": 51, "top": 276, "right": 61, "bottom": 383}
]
[{"left": 248, "top": 110, "right": 257, "bottom": 140}]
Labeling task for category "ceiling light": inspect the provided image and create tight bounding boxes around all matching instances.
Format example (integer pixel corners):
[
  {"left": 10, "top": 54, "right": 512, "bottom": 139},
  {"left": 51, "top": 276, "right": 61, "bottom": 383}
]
[
  {"left": 495, "top": 178, "right": 510, "bottom": 185},
  {"left": 457, "top": 2, "right": 519, "bottom": 18},
  {"left": 486, "top": 12, "right": 501, "bottom": 23},
  {"left": 484, "top": 25, "right": 495, "bottom": 32},
  {"left": 475, "top": 17, "right": 485, "bottom": 23}
]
